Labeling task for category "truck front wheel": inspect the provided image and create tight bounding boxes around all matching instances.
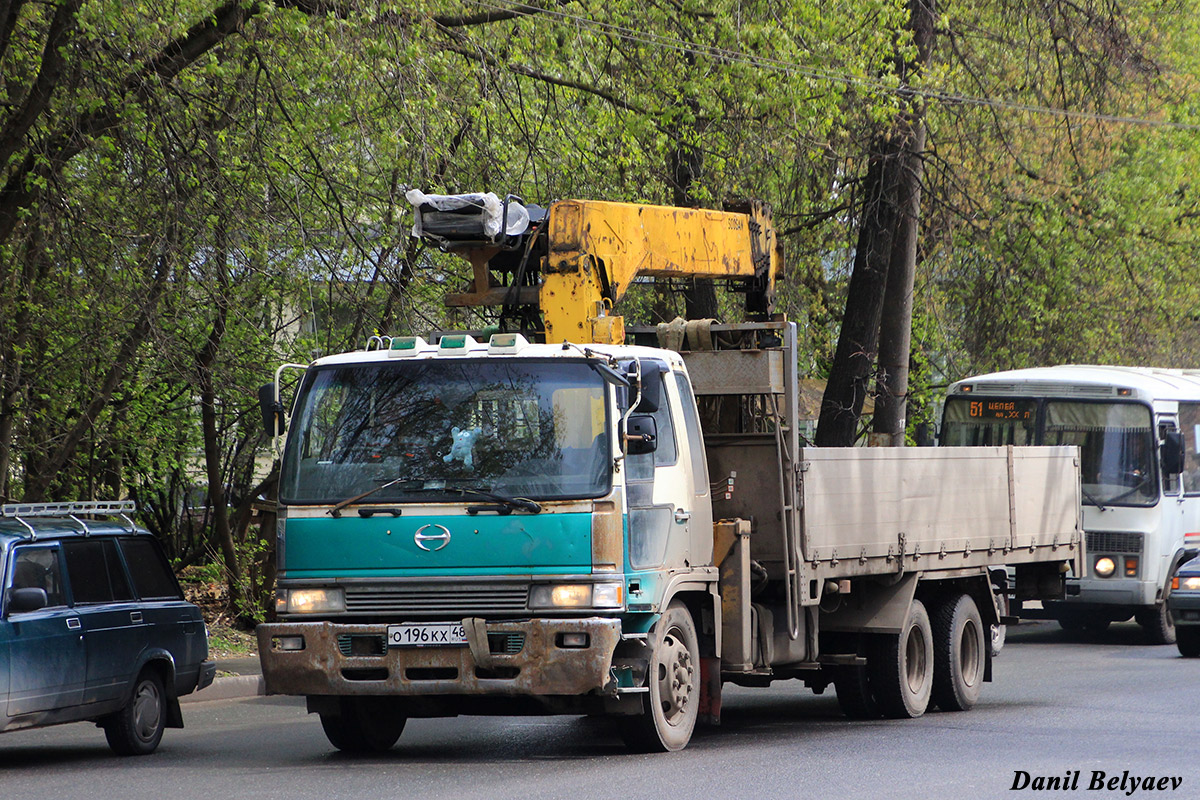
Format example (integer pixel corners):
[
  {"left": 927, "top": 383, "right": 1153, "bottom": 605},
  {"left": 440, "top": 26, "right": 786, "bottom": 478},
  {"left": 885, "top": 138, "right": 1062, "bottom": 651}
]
[
  {"left": 1136, "top": 600, "right": 1176, "bottom": 645},
  {"left": 618, "top": 603, "right": 700, "bottom": 752},
  {"left": 932, "top": 593, "right": 986, "bottom": 712},
  {"left": 870, "top": 598, "right": 933, "bottom": 719},
  {"left": 319, "top": 697, "right": 406, "bottom": 753}
]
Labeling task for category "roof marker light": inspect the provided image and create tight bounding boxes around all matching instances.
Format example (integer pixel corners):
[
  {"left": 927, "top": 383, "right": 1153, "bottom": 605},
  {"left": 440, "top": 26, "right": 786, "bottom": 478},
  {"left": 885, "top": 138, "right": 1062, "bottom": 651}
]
[
  {"left": 437, "top": 334, "right": 477, "bottom": 354},
  {"left": 387, "top": 336, "right": 426, "bottom": 358},
  {"left": 488, "top": 333, "right": 530, "bottom": 354}
]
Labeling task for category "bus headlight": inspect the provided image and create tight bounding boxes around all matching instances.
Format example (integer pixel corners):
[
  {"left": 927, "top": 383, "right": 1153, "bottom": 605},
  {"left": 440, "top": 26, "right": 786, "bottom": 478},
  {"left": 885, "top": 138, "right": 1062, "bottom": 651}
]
[{"left": 1094, "top": 557, "right": 1117, "bottom": 578}]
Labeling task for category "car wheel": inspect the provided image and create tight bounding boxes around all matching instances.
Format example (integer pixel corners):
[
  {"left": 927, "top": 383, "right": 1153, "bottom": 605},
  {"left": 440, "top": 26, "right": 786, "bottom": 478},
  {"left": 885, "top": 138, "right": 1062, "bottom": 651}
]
[
  {"left": 1176, "top": 627, "right": 1200, "bottom": 658},
  {"left": 104, "top": 671, "right": 167, "bottom": 756}
]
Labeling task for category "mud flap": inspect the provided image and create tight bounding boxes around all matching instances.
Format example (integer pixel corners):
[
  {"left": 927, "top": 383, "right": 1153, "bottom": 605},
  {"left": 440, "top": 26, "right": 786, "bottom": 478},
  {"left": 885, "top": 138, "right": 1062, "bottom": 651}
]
[{"left": 698, "top": 655, "right": 722, "bottom": 725}]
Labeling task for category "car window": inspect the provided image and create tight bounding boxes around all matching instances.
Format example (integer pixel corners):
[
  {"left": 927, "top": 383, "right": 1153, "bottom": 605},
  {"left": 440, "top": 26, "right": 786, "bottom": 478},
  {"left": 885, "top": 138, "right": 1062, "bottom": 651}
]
[
  {"left": 63, "top": 539, "right": 134, "bottom": 604},
  {"left": 120, "top": 537, "right": 183, "bottom": 600},
  {"left": 10, "top": 545, "right": 67, "bottom": 608}
]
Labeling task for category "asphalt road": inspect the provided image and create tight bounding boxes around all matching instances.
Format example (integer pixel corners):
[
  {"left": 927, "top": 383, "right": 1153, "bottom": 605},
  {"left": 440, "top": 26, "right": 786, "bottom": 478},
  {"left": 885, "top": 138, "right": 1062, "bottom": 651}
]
[{"left": 0, "top": 620, "right": 1194, "bottom": 800}]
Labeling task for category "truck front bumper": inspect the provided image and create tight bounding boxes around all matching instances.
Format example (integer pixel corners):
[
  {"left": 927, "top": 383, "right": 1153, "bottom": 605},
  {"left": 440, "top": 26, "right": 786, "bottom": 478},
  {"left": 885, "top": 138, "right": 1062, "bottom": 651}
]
[{"left": 257, "top": 617, "right": 624, "bottom": 697}]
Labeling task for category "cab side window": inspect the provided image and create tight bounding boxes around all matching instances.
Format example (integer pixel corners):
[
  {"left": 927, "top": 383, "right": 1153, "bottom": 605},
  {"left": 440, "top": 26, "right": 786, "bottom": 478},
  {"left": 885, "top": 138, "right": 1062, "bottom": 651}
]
[
  {"left": 10, "top": 546, "right": 67, "bottom": 608},
  {"left": 120, "top": 538, "right": 183, "bottom": 600},
  {"left": 626, "top": 374, "right": 678, "bottom": 482},
  {"left": 63, "top": 539, "right": 134, "bottom": 604}
]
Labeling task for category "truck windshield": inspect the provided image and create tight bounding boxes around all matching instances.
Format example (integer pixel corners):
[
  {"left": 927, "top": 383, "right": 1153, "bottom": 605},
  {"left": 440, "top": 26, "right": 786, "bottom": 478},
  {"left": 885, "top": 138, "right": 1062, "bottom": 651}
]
[
  {"left": 280, "top": 359, "right": 611, "bottom": 504},
  {"left": 942, "top": 398, "right": 1157, "bottom": 507}
]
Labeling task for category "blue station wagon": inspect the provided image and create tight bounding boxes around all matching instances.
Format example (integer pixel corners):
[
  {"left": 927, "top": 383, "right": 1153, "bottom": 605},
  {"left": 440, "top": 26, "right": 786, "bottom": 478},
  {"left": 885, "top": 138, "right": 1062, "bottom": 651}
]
[{"left": 0, "top": 501, "right": 215, "bottom": 754}]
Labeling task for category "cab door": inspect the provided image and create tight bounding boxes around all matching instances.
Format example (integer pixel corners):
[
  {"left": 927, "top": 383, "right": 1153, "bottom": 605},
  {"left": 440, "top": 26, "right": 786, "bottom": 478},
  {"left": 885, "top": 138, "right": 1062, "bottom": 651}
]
[
  {"left": 626, "top": 371, "right": 686, "bottom": 571},
  {"left": 4, "top": 544, "right": 86, "bottom": 717}
]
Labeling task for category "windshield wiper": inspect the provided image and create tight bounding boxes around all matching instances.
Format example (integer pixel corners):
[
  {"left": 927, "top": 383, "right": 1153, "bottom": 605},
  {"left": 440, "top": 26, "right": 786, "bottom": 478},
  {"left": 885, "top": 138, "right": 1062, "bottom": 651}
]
[
  {"left": 1079, "top": 486, "right": 1107, "bottom": 512},
  {"left": 328, "top": 479, "right": 541, "bottom": 517},
  {"left": 451, "top": 486, "right": 542, "bottom": 515},
  {"left": 329, "top": 476, "right": 417, "bottom": 517}
]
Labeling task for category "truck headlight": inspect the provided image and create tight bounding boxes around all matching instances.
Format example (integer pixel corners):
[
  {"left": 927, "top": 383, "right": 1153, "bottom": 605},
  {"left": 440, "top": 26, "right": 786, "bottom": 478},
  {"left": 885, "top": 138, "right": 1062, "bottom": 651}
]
[
  {"left": 284, "top": 588, "right": 345, "bottom": 614},
  {"left": 530, "top": 582, "right": 623, "bottom": 609},
  {"left": 1094, "top": 557, "right": 1116, "bottom": 578}
]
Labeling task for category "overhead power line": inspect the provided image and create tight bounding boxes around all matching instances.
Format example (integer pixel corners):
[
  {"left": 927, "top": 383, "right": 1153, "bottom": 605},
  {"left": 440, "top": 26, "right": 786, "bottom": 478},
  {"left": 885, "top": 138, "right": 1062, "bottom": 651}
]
[{"left": 456, "top": 0, "right": 1200, "bottom": 132}]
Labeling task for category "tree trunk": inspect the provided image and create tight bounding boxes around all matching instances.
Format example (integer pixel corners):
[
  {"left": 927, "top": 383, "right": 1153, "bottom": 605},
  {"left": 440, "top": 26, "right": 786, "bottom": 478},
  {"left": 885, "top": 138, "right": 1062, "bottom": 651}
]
[
  {"left": 816, "top": 0, "right": 936, "bottom": 447},
  {"left": 197, "top": 220, "right": 243, "bottom": 612},
  {"left": 815, "top": 147, "right": 902, "bottom": 446},
  {"left": 872, "top": 0, "right": 935, "bottom": 446}
]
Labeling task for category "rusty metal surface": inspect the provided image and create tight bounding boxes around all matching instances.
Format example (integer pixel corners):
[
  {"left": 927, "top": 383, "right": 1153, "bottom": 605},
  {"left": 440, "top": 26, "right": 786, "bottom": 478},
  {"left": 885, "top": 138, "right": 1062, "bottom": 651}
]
[{"left": 257, "top": 617, "right": 622, "bottom": 698}]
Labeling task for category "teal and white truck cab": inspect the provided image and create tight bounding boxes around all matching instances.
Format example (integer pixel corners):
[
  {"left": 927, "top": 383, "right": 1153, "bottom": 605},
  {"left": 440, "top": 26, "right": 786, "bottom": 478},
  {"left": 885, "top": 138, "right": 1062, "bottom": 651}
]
[{"left": 258, "top": 323, "right": 1083, "bottom": 753}]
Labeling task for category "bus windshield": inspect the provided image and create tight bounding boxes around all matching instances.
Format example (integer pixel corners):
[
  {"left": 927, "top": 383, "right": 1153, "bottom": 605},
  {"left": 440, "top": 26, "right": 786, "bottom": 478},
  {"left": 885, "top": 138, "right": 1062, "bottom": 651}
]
[
  {"left": 942, "top": 398, "right": 1157, "bottom": 507},
  {"left": 280, "top": 359, "right": 611, "bottom": 505}
]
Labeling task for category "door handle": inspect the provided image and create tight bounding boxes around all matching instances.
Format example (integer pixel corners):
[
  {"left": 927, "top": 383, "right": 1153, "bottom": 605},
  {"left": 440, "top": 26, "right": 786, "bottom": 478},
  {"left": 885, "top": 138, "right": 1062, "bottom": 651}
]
[
  {"left": 130, "top": 611, "right": 143, "bottom": 624},
  {"left": 66, "top": 618, "right": 81, "bottom": 630},
  {"left": 674, "top": 509, "right": 691, "bottom": 524}
]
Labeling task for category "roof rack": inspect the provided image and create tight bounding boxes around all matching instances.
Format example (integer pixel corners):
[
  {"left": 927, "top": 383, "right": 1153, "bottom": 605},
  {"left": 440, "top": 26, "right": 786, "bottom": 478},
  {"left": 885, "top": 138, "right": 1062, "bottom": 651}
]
[{"left": 0, "top": 501, "right": 138, "bottom": 540}]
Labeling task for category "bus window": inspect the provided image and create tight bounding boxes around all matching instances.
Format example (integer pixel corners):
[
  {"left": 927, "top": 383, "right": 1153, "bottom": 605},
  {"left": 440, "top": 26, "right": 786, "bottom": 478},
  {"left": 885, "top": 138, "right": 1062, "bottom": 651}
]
[
  {"left": 1178, "top": 402, "right": 1200, "bottom": 495},
  {"left": 941, "top": 397, "right": 1037, "bottom": 446},
  {"left": 1045, "top": 402, "right": 1156, "bottom": 507}
]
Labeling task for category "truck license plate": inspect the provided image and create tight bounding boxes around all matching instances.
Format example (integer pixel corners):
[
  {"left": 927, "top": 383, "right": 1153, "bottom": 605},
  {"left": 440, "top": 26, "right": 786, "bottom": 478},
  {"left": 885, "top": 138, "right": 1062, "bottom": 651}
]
[{"left": 387, "top": 622, "right": 468, "bottom": 648}]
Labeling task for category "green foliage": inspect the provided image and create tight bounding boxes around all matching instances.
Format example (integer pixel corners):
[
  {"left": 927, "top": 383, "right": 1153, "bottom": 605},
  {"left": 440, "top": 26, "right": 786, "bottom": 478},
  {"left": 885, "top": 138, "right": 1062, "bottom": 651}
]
[{"left": 0, "top": 0, "right": 1198, "bottom": 611}]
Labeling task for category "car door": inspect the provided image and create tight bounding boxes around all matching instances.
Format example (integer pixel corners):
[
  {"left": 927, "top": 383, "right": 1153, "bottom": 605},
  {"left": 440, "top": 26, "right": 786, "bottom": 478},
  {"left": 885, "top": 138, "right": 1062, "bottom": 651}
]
[
  {"left": 61, "top": 538, "right": 145, "bottom": 706},
  {"left": 4, "top": 543, "right": 86, "bottom": 717},
  {"left": 119, "top": 536, "right": 203, "bottom": 686}
]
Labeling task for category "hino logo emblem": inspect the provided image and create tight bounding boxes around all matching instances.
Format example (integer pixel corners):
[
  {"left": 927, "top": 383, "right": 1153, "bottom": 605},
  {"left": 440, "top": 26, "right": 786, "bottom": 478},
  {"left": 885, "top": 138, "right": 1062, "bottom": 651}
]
[{"left": 414, "top": 524, "right": 451, "bottom": 551}]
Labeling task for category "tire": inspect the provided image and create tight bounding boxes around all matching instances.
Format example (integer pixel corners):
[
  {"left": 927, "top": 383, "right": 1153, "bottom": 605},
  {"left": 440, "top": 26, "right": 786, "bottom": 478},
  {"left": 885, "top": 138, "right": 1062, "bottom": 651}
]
[
  {"left": 104, "top": 671, "right": 167, "bottom": 756},
  {"left": 618, "top": 603, "right": 700, "bottom": 752},
  {"left": 869, "top": 598, "right": 934, "bottom": 719},
  {"left": 1177, "top": 627, "right": 1200, "bottom": 658},
  {"left": 932, "top": 594, "right": 987, "bottom": 712},
  {"left": 319, "top": 697, "right": 407, "bottom": 753},
  {"left": 1136, "top": 601, "right": 1176, "bottom": 645},
  {"left": 832, "top": 664, "right": 879, "bottom": 720}
]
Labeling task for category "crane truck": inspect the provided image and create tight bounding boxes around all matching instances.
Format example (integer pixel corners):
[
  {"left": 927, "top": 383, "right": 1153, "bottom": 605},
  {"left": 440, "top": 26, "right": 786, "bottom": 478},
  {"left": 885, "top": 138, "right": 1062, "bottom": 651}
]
[{"left": 256, "top": 192, "right": 1082, "bottom": 753}]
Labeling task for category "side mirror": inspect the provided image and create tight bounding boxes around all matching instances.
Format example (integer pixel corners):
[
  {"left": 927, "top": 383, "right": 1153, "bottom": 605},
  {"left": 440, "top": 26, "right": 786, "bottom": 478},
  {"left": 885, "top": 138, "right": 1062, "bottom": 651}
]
[
  {"left": 624, "top": 414, "right": 658, "bottom": 456},
  {"left": 9, "top": 587, "right": 48, "bottom": 614},
  {"left": 623, "top": 359, "right": 663, "bottom": 413},
  {"left": 258, "top": 383, "right": 286, "bottom": 437},
  {"left": 1162, "top": 430, "right": 1185, "bottom": 476}
]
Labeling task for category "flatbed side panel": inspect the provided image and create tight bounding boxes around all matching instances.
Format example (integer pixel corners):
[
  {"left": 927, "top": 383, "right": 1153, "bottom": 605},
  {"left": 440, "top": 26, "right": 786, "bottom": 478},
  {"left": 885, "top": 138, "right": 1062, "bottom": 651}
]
[{"left": 799, "top": 446, "right": 1080, "bottom": 580}]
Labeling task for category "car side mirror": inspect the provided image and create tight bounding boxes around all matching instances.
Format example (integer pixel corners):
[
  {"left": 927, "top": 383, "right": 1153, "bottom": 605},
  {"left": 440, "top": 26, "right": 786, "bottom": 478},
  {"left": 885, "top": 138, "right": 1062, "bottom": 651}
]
[
  {"left": 624, "top": 414, "right": 658, "bottom": 456},
  {"left": 1162, "top": 431, "right": 1185, "bottom": 476},
  {"left": 9, "top": 587, "right": 48, "bottom": 614},
  {"left": 258, "top": 383, "right": 286, "bottom": 437}
]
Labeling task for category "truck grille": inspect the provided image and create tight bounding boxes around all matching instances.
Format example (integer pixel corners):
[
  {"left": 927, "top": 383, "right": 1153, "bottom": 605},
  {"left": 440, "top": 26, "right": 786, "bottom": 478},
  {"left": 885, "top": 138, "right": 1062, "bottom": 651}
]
[
  {"left": 344, "top": 584, "right": 530, "bottom": 616},
  {"left": 1086, "top": 531, "right": 1143, "bottom": 554}
]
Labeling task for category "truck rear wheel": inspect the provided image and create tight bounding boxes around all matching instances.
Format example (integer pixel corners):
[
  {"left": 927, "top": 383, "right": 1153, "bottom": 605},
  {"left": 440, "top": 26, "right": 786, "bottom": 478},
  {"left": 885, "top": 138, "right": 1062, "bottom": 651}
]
[
  {"left": 319, "top": 697, "right": 406, "bottom": 753},
  {"left": 618, "top": 603, "right": 699, "bottom": 752},
  {"left": 932, "top": 593, "right": 986, "bottom": 712},
  {"left": 869, "top": 598, "right": 933, "bottom": 719}
]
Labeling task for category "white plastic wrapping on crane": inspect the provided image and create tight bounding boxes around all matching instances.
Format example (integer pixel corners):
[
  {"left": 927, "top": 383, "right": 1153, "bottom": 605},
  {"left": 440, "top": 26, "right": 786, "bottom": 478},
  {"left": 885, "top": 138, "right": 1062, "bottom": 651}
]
[{"left": 405, "top": 189, "right": 530, "bottom": 241}]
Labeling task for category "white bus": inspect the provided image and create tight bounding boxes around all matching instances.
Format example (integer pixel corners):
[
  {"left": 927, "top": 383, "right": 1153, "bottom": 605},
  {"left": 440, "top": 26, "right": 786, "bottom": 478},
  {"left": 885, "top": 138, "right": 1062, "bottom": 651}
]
[{"left": 942, "top": 365, "right": 1199, "bottom": 644}]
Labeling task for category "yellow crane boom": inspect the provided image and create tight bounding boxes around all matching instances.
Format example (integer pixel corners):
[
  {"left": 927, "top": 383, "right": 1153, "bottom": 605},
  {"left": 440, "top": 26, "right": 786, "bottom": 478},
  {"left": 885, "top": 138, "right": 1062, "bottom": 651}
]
[{"left": 407, "top": 192, "right": 783, "bottom": 344}]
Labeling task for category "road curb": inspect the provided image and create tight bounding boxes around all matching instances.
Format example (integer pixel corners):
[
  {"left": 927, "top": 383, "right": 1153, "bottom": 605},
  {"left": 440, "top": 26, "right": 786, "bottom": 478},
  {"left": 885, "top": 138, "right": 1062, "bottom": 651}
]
[{"left": 183, "top": 674, "right": 265, "bottom": 704}]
